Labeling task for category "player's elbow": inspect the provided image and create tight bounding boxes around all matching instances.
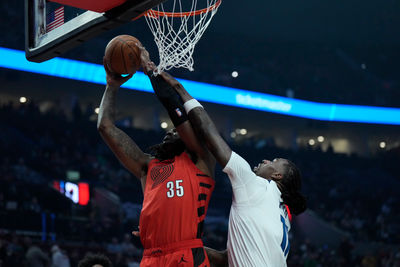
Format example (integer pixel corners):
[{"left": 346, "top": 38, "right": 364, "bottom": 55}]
[
  {"left": 191, "top": 110, "right": 212, "bottom": 135},
  {"left": 202, "top": 119, "right": 218, "bottom": 140},
  {"left": 97, "top": 118, "right": 113, "bottom": 133}
]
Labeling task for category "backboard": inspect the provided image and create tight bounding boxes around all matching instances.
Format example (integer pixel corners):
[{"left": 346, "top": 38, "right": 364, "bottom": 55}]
[{"left": 25, "top": 0, "right": 165, "bottom": 62}]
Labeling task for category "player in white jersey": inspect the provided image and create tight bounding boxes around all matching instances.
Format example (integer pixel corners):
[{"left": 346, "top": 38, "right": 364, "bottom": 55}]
[
  {"left": 160, "top": 72, "right": 307, "bottom": 266},
  {"left": 139, "top": 47, "right": 306, "bottom": 266},
  {"left": 222, "top": 153, "right": 295, "bottom": 266}
]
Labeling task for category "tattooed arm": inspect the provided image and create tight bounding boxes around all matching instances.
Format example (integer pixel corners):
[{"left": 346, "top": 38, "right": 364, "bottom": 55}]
[
  {"left": 97, "top": 59, "right": 151, "bottom": 189},
  {"left": 140, "top": 48, "right": 215, "bottom": 177}
]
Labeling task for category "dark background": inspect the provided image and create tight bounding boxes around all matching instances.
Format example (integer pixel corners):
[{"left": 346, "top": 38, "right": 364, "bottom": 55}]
[{"left": 0, "top": 1, "right": 399, "bottom": 266}]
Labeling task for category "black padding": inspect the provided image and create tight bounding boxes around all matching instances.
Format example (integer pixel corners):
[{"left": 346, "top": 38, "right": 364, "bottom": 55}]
[
  {"left": 150, "top": 74, "right": 188, "bottom": 127},
  {"left": 192, "top": 247, "right": 206, "bottom": 267},
  {"left": 197, "top": 206, "right": 205, "bottom": 217},
  {"left": 199, "top": 183, "right": 212, "bottom": 188},
  {"left": 196, "top": 220, "right": 204, "bottom": 238},
  {"left": 198, "top": 194, "right": 207, "bottom": 201}
]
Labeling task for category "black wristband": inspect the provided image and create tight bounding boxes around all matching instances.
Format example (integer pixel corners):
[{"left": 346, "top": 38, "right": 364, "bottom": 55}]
[{"left": 150, "top": 74, "right": 188, "bottom": 127}]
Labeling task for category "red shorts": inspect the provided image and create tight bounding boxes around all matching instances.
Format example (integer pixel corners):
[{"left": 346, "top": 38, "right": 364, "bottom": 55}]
[{"left": 140, "top": 239, "right": 209, "bottom": 267}]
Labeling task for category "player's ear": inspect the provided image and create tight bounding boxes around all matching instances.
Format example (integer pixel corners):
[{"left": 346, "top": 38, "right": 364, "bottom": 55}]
[{"left": 271, "top": 172, "right": 283, "bottom": 181}]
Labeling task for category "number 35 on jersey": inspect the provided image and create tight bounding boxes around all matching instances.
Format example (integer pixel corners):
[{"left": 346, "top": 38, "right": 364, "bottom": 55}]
[{"left": 166, "top": 179, "right": 184, "bottom": 198}]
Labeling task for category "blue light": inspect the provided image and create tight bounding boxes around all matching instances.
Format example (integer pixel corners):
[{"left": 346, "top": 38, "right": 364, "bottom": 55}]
[{"left": 1, "top": 47, "right": 400, "bottom": 125}]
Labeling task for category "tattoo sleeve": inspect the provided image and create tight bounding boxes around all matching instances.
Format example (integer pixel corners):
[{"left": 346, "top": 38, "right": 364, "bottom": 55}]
[{"left": 97, "top": 85, "right": 149, "bottom": 179}]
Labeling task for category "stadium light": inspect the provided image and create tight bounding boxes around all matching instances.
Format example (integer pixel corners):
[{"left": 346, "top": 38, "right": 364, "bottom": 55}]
[{"left": 161, "top": 122, "right": 168, "bottom": 129}]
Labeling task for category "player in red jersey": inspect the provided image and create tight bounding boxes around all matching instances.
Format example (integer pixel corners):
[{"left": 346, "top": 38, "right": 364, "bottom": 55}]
[{"left": 97, "top": 47, "right": 215, "bottom": 266}]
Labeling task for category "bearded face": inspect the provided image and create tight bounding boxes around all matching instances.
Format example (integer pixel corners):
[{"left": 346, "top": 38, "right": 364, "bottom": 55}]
[{"left": 149, "top": 129, "right": 186, "bottom": 161}]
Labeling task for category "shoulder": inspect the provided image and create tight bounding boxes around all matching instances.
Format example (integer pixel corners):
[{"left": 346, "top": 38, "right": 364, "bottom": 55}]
[
  {"left": 267, "top": 180, "right": 282, "bottom": 198},
  {"left": 223, "top": 151, "right": 253, "bottom": 175},
  {"left": 222, "top": 151, "right": 258, "bottom": 186}
]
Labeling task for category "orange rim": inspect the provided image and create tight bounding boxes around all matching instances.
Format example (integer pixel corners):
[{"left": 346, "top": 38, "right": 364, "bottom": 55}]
[{"left": 145, "top": 0, "right": 221, "bottom": 18}]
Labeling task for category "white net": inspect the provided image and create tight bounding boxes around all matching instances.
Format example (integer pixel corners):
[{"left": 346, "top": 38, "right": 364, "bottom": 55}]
[{"left": 145, "top": 0, "right": 221, "bottom": 75}]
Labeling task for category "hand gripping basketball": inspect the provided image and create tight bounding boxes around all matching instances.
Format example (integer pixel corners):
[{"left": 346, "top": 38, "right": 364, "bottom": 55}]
[
  {"left": 137, "top": 45, "right": 157, "bottom": 75},
  {"left": 103, "top": 57, "right": 133, "bottom": 88}
]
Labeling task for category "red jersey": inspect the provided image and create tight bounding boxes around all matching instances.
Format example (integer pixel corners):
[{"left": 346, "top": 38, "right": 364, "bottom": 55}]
[{"left": 139, "top": 152, "right": 215, "bottom": 249}]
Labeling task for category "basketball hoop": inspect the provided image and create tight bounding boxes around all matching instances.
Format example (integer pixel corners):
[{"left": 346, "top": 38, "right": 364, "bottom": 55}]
[{"left": 144, "top": 0, "right": 222, "bottom": 75}]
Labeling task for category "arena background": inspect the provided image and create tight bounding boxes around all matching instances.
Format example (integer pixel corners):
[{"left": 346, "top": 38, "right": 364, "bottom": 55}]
[{"left": 0, "top": 1, "right": 399, "bottom": 266}]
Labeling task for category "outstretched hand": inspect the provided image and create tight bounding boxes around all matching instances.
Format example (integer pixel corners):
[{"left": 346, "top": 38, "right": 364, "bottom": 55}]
[
  {"left": 103, "top": 57, "right": 133, "bottom": 88},
  {"left": 138, "top": 45, "right": 157, "bottom": 75}
]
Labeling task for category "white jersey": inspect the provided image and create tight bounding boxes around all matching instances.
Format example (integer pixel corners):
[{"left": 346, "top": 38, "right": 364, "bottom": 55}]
[{"left": 223, "top": 151, "right": 291, "bottom": 267}]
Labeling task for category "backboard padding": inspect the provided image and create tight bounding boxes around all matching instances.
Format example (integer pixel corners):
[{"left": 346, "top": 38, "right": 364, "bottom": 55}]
[
  {"left": 49, "top": 0, "right": 126, "bottom": 13},
  {"left": 25, "top": 0, "right": 165, "bottom": 62}
]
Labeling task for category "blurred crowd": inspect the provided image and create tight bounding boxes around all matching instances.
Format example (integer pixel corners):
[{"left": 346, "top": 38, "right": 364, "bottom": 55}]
[
  {"left": 1, "top": 1, "right": 400, "bottom": 266},
  {"left": 0, "top": 101, "right": 399, "bottom": 267},
  {"left": 1, "top": 1, "right": 399, "bottom": 109},
  {"left": 189, "top": 41, "right": 400, "bottom": 108}
]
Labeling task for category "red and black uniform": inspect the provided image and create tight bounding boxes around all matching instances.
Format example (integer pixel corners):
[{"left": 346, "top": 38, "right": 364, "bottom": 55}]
[{"left": 139, "top": 152, "right": 215, "bottom": 266}]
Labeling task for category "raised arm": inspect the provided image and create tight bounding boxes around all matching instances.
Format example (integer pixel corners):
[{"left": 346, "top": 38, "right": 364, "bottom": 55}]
[
  {"left": 141, "top": 49, "right": 215, "bottom": 176},
  {"left": 170, "top": 82, "right": 232, "bottom": 168},
  {"left": 154, "top": 72, "right": 209, "bottom": 158},
  {"left": 97, "top": 59, "right": 151, "bottom": 185}
]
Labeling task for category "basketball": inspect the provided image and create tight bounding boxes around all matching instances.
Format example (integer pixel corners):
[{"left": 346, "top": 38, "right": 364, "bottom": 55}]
[{"left": 104, "top": 35, "right": 142, "bottom": 75}]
